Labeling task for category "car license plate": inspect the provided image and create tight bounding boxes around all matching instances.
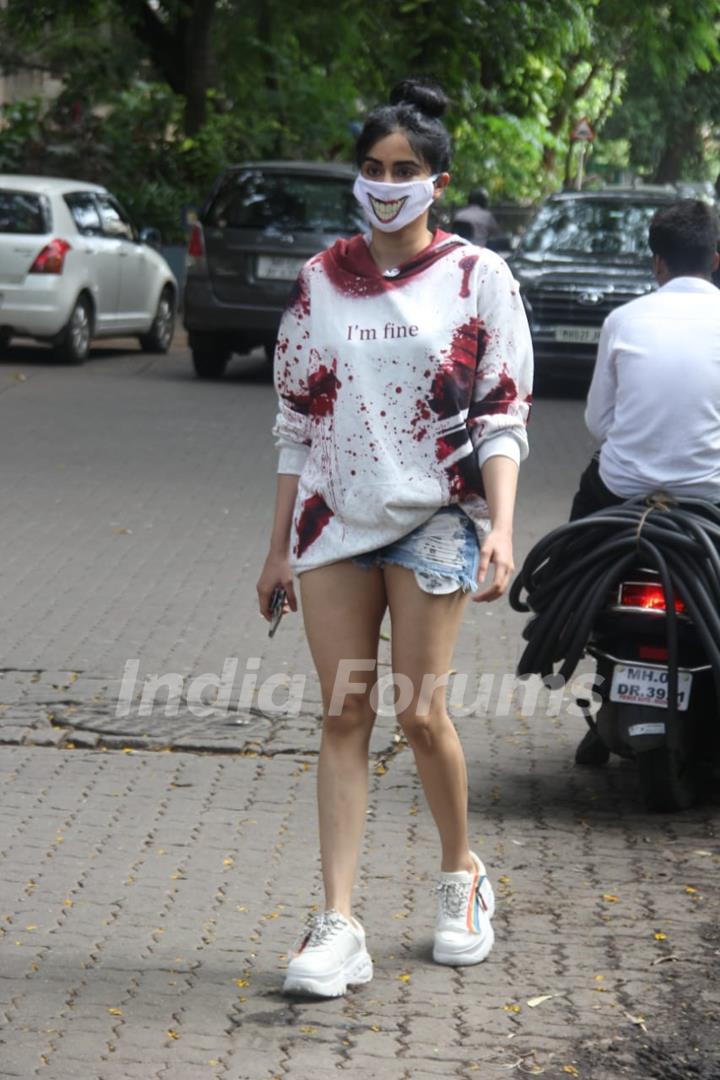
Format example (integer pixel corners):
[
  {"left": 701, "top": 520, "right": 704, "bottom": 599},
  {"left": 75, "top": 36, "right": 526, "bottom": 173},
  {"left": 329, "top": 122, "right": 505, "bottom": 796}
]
[
  {"left": 256, "top": 256, "right": 305, "bottom": 281},
  {"left": 554, "top": 325, "right": 602, "bottom": 345},
  {"left": 609, "top": 663, "right": 692, "bottom": 711}
]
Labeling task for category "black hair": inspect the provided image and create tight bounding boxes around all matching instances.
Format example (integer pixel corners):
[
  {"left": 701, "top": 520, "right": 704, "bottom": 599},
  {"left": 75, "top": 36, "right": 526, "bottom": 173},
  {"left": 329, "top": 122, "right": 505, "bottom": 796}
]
[
  {"left": 468, "top": 186, "right": 489, "bottom": 208},
  {"left": 648, "top": 199, "right": 719, "bottom": 277},
  {"left": 354, "top": 77, "right": 452, "bottom": 174}
]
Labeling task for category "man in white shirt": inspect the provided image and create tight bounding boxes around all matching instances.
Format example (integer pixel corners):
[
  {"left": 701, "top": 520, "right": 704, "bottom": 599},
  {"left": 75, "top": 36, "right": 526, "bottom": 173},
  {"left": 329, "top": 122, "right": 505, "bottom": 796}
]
[{"left": 570, "top": 199, "right": 720, "bottom": 520}]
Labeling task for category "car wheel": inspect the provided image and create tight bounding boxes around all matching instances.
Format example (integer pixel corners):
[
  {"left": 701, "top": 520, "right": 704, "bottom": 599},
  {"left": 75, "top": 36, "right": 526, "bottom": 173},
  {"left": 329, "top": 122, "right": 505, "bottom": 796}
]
[
  {"left": 190, "top": 333, "right": 231, "bottom": 380},
  {"left": 55, "top": 295, "right": 92, "bottom": 364},
  {"left": 0, "top": 331, "right": 11, "bottom": 357},
  {"left": 139, "top": 286, "right": 176, "bottom": 353}
]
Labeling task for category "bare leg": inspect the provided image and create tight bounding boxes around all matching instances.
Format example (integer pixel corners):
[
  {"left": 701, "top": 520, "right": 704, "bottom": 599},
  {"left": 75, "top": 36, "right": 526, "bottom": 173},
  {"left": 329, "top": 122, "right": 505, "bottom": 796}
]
[
  {"left": 384, "top": 565, "right": 473, "bottom": 873},
  {"left": 300, "top": 561, "right": 387, "bottom": 918}
]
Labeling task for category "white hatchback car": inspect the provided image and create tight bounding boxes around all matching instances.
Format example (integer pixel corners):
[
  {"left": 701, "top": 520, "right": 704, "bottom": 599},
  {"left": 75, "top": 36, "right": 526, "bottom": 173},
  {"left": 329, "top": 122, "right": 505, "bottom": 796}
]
[{"left": 0, "top": 175, "right": 178, "bottom": 362}]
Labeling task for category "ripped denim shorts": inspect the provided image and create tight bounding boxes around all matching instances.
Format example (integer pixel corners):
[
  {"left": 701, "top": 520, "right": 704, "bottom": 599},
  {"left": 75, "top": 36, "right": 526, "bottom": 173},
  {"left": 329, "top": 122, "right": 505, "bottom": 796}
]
[{"left": 352, "top": 506, "right": 481, "bottom": 595}]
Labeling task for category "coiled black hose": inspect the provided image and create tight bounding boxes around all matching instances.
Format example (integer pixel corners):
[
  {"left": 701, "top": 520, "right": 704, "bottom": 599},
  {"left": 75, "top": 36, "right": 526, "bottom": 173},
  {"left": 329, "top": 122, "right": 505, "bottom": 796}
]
[{"left": 508, "top": 497, "right": 720, "bottom": 730}]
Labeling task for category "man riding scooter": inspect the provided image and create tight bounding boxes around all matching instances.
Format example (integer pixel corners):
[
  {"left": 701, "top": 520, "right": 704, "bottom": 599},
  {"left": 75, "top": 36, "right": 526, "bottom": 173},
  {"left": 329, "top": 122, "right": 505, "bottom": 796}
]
[{"left": 569, "top": 199, "right": 720, "bottom": 762}]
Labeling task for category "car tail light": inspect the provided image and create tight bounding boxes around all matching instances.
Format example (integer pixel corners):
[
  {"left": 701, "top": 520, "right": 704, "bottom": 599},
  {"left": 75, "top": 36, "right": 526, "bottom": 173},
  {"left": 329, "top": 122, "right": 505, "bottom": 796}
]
[
  {"left": 29, "top": 239, "right": 71, "bottom": 274},
  {"left": 187, "top": 223, "right": 205, "bottom": 259},
  {"left": 619, "top": 582, "right": 685, "bottom": 613}
]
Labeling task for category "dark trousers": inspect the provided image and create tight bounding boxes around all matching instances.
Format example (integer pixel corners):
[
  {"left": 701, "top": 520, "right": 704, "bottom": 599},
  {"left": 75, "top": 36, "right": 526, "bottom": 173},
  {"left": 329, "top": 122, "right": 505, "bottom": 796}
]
[{"left": 569, "top": 452, "right": 625, "bottom": 521}]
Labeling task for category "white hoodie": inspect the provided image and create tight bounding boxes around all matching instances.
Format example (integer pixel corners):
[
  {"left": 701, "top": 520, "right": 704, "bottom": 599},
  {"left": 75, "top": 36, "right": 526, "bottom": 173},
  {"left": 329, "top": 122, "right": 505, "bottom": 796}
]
[{"left": 273, "top": 230, "right": 533, "bottom": 571}]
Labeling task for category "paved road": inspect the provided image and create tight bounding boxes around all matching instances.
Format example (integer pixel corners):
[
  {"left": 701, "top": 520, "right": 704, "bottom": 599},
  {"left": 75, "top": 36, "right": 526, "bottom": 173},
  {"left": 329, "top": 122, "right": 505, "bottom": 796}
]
[{"left": 0, "top": 337, "right": 718, "bottom": 1080}]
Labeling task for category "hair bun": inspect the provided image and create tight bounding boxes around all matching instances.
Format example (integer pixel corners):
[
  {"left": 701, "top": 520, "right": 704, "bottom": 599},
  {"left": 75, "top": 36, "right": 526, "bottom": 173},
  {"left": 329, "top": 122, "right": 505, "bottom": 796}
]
[{"left": 389, "top": 77, "right": 449, "bottom": 119}]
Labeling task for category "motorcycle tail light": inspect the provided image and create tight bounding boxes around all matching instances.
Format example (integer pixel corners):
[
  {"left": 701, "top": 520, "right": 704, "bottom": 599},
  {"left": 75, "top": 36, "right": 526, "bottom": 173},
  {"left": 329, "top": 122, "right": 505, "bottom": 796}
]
[
  {"left": 639, "top": 645, "right": 669, "bottom": 661},
  {"left": 619, "top": 582, "right": 685, "bottom": 613},
  {"left": 29, "top": 238, "right": 71, "bottom": 274}
]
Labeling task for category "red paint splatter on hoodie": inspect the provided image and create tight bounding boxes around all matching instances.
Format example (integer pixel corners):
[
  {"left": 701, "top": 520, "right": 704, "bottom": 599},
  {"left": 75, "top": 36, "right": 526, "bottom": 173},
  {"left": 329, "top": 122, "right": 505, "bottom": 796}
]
[{"left": 294, "top": 493, "right": 334, "bottom": 557}]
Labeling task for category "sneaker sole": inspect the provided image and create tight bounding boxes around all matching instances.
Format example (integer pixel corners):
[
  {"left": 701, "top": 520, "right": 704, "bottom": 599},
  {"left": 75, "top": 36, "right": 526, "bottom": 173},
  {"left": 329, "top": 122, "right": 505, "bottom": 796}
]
[
  {"left": 282, "top": 949, "right": 373, "bottom": 998},
  {"left": 433, "top": 922, "right": 495, "bottom": 967}
]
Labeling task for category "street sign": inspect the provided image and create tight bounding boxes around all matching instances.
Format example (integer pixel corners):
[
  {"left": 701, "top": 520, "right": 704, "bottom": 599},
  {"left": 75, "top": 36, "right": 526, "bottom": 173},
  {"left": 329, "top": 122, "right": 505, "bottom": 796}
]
[{"left": 571, "top": 117, "right": 596, "bottom": 142}]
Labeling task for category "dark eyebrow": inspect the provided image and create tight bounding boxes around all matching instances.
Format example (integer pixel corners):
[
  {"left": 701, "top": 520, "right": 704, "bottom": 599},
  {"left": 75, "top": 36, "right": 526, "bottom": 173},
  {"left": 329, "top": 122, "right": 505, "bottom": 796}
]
[{"left": 362, "top": 156, "right": 421, "bottom": 167}]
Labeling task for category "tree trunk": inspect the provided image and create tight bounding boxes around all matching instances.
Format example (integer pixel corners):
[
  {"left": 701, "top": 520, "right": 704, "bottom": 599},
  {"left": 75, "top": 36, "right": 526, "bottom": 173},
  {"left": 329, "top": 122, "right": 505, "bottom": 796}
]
[
  {"left": 129, "top": 0, "right": 217, "bottom": 135},
  {"left": 653, "top": 119, "right": 700, "bottom": 183},
  {"left": 183, "top": 0, "right": 217, "bottom": 135}
]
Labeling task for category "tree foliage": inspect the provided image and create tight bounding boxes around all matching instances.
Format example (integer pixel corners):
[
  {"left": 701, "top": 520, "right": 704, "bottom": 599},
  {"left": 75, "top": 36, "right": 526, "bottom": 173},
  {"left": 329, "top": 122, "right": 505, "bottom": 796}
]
[{"left": 2, "top": 0, "right": 720, "bottom": 238}]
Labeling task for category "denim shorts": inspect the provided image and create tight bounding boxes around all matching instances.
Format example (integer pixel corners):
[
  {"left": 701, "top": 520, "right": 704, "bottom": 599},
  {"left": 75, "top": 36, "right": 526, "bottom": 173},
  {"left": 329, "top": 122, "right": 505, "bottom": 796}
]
[{"left": 352, "top": 506, "right": 481, "bottom": 595}]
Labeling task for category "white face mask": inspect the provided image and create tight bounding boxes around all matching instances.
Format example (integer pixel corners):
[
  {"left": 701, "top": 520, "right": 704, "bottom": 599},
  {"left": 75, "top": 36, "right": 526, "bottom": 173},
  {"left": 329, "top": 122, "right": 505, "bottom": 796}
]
[{"left": 352, "top": 173, "right": 439, "bottom": 232}]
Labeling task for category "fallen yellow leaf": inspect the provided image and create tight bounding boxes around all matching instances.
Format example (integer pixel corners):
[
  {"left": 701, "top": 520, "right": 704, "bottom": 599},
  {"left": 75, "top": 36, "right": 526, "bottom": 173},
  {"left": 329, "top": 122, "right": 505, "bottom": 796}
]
[
  {"left": 398, "top": 973, "right": 411, "bottom": 983},
  {"left": 563, "top": 1067, "right": 579, "bottom": 1077},
  {"left": 223, "top": 857, "right": 234, "bottom": 866},
  {"left": 654, "top": 931, "right": 668, "bottom": 941},
  {"left": 527, "top": 993, "right": 560, "bottom": 1008},
  {"left": 234, "top": 978, "right": 249, "bottom": 988},
  {"left": 684, "top": 886, "right": 698, "bottom": 895},
  {"left": 107, "top": 1007, "right": 123, "bottom": 1016},
  {"left": 167, "top": 1029, "right": 180, "bottom": 1040},
  {"left": 298, "top": 1025, "right": 318, "bottom": 1035},
  {"left": 504, "top": 1003, "right": 521, "bottom": 1014},
  {"left": 370, "top": 1024, "right": 381, "bottom": 1032},
  {"left": 602, "top": 894, "right": 619, "bottom": 903}
]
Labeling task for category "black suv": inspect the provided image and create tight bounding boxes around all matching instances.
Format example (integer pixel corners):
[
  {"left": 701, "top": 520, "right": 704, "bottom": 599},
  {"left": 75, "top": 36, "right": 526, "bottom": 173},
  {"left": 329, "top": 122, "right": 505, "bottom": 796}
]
[
  {"left": 183, "top": 161, "right": 362, "bottom": 378},
  {"left": 508, "top": 186, "right": 682, "bottom": 386}
]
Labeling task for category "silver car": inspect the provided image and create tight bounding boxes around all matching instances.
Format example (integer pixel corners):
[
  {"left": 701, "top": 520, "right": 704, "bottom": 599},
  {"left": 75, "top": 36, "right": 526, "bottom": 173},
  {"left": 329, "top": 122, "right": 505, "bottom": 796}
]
[{"left": 0, "top": 175, "right": 177, "bottom": 362}]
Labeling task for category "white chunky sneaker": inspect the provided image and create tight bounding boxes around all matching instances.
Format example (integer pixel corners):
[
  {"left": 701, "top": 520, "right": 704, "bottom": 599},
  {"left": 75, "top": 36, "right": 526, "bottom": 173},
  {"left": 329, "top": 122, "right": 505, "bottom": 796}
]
[
  {"left": 283, "top": 909, "right": 373, "bottom": 997},
  {"left": 433, "top": 851, "right": 495, "bottom": 966}
]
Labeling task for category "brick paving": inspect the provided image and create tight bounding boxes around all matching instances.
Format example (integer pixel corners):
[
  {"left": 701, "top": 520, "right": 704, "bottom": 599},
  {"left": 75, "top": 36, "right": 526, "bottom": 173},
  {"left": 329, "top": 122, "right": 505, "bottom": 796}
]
[{"left": 0, "top": 339, "right": 718, "bottom": 1079}]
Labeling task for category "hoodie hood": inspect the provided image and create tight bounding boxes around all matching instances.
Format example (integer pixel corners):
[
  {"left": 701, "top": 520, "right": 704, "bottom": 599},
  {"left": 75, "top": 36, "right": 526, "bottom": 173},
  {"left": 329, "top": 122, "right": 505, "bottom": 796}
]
[{"left": 319, "top": 229, "right": 467, "bottom": 299}]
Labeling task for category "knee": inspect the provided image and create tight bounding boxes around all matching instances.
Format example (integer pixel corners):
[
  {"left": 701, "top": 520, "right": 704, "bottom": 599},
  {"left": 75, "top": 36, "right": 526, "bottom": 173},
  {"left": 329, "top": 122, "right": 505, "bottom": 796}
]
[
  {"left": 323, "top": 693, "right": 375, "bottom": 740},
  {"left": 397, "top": 705, "right": 447, "bottom": 751}
]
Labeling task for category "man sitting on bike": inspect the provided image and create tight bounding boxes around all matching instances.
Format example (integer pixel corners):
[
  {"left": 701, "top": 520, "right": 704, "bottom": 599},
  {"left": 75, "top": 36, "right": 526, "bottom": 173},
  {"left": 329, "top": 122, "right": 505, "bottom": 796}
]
[
  {"left": 570, "top": 199, "right": 720, "bottom": 767},
  {"left": 570, "top": 199, "right": 720, "bottom": 522}
]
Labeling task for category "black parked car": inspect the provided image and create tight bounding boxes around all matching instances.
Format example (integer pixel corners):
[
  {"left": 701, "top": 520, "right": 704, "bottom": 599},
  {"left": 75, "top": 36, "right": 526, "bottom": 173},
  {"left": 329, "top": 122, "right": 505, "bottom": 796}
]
[
  {"left": 508, "top": 186, "right": 681, "bottom": 387},
  {"left": 183, "top": 161, "right": 362, "bottom": 378}
]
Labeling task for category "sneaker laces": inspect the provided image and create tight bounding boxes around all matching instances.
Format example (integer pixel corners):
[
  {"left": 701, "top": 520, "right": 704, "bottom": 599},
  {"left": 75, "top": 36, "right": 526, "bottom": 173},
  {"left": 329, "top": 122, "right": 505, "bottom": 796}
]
[
  {"left": 288, "top": 909, "right": 347, "bottom": 959},
  {"left": 436, "top": 879, "right": 472, "bottom": 920}
]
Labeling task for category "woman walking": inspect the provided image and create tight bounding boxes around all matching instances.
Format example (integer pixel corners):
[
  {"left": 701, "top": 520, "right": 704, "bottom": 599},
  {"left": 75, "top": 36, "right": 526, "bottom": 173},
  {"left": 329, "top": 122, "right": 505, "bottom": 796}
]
[{"left": 256, "top": 77, "right": 532, "bottom": 997}]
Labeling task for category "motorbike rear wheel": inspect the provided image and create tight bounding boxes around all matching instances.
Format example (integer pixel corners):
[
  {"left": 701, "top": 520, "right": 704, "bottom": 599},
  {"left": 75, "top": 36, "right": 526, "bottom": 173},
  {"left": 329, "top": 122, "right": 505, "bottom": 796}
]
[{"left": 636, "top": 747, "right": 697, "bottom": 812}]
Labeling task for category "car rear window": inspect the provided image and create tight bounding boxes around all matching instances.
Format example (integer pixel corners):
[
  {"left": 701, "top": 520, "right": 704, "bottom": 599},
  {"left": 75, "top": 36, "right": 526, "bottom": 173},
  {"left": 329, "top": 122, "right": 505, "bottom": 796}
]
[
  {"left": 205, "top": 170, "right": 361, "bottom": 234},
  {"left": 0, "top": 190, "right": 49, "bottom": 234},
  {"left": 522, "top": 200, "right": 663, "bottom": 258}
]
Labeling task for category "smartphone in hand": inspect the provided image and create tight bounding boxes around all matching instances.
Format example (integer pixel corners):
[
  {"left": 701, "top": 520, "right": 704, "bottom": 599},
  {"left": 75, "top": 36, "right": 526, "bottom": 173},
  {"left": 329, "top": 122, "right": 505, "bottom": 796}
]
[{"left": 268, "top": 586, "right": 287, "bottom": 638}]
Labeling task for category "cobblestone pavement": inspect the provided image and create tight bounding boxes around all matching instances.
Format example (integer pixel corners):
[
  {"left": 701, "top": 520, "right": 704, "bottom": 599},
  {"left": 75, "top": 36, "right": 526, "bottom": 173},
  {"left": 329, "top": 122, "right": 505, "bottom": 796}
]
[{"left": 0, "top": 339, "right": 718, "bottom": 1080}]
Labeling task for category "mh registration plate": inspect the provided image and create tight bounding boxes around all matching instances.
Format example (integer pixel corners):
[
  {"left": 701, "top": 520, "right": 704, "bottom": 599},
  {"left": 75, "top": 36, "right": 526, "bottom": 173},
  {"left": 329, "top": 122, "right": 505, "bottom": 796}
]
[
  {"left": 610, "top": 663, "right": 692, "bottom": 711},
  {"left": 256, "top": 256, "right": 305, "bottom": 281},
  {"left": 554, "top": 326, "right": 602, "bottom": 345}
]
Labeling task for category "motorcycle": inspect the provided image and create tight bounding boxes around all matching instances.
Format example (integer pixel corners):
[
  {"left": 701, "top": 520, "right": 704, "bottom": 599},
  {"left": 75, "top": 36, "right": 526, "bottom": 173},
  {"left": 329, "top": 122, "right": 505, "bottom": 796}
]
[{"left": 509, "top": 495, "right": 720, "bottom": 812}]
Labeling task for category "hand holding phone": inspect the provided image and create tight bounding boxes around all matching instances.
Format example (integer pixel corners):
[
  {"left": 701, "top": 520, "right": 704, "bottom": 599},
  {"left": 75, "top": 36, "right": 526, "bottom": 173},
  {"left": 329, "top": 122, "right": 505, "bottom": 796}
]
[{"left": 268, "top": 586, "right": 287, "bottom": 638}]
